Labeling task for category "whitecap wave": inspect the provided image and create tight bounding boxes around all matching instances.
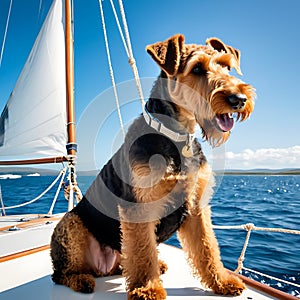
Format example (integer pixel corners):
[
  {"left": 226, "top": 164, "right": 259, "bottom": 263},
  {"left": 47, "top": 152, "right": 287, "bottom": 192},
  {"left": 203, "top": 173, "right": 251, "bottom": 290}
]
[
  {"left": 0, "top": 174, "right": 22, "bottom": 179},
  {"left": 27, "top": 173, "right": 40, "bottom": 177}
]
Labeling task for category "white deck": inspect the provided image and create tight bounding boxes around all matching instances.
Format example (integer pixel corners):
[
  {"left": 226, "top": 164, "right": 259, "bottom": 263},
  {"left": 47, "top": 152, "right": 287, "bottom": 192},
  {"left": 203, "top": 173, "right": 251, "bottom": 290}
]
[
  {"left": 0, "top": 214, "right": 286, "bottom": 300},
  {"left": 0, "top": 237, "right": 278, "bottom": 300}
]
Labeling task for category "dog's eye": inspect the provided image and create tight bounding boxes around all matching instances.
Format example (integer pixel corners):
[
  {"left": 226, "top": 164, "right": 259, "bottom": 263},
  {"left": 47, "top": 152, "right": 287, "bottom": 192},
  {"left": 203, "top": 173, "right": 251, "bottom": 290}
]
[{"left": 192, "top": 63, "right": 206, "bottom": 75}]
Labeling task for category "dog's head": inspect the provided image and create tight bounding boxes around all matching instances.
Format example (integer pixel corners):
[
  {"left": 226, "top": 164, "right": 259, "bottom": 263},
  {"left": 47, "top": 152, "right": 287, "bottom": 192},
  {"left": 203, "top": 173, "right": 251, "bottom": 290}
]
[{"left": 146, "top": 34, "right": 255, "bottom": 146}]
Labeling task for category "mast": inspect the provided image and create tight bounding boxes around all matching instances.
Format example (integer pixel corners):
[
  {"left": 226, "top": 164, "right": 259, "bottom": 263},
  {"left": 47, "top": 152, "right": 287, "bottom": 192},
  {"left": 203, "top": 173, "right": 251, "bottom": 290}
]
[
  {"left": 65, "top": 0, "right": 77, "bottom": 158},
  {"left": 65, "top": 0, "right": 79, "bottom": 211}
]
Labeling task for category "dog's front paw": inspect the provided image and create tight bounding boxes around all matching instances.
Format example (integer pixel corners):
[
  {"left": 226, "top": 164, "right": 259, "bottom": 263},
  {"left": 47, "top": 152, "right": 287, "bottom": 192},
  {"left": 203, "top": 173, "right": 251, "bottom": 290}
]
[
  {"left": 128, "top": 280, "right": 166, "bottom": 300},
  {"left": 211, "top": 273, "right": 245, "bottom": 296}
]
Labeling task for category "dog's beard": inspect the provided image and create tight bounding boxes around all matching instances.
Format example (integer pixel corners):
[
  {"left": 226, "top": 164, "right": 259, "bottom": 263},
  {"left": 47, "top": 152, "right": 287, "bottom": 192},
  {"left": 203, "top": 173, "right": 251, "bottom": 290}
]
[
  {"left": 197, "top": 116, "right": 230, "bottom": 147},
  {"left": 201, "top": 119, "right": 230, "bottom": 147},
  {"left": 193, "top": 98, "right": 230, "bottom": 147}
]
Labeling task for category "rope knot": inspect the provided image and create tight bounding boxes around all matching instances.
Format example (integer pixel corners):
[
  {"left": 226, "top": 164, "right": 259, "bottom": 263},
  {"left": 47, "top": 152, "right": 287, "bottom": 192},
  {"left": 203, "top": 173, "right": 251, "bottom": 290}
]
[
  {"left": 244, "top": 223, "right": 255, "bottom": 231},
  {"left": 67, "top": 155, "right": 77, "bottom": 166},
  {"left": 128, "top": 57, "right": 135, "bottom": 66}
]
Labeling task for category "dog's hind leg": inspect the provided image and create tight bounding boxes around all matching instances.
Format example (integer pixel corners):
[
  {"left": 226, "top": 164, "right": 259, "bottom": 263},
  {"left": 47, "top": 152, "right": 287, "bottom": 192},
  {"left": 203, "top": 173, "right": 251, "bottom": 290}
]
[
  {"left": 50, "top": 213, "right": 96, "bottom": 293},
  {"left": 52, "top": 272, "right": 95, "bottom": 293},
  {"left": 177, "top": 164, "right": 245, "bottom": 296}
]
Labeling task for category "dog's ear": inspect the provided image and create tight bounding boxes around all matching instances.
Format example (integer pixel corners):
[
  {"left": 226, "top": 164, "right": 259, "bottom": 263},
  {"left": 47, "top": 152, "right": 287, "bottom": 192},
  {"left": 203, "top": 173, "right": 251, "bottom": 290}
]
[
  {"left": 146, "top": 34, "right": 184, "bottom": 76},
  {"left": 224, "top": 44, "right": 242, "bottom": 76},
  {"left": 206, "top": 37, "right": 242, "bottom": 75}
]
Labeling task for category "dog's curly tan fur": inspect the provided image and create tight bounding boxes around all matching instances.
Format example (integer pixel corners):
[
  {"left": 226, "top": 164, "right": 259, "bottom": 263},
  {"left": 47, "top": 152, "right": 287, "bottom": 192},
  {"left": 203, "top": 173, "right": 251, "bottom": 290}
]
[{"left": 51, "top": 34, "right": 255, "bottom": 298}]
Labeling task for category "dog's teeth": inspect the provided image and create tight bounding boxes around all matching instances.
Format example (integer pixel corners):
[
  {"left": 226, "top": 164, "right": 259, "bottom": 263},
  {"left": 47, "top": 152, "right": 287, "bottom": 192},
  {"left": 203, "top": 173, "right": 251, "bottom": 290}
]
[
  {"left": 232, "top": 112, "right": 238, "bottom": 119},
  {"left": 228, "top": 112, "right": 238, "bottom": 120}
]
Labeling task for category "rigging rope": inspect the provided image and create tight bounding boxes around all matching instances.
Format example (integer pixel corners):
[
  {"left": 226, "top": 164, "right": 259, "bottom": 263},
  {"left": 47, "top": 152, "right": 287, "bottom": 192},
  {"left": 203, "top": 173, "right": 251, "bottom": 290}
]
[
  {"left": 213, "top": 223, "right": 300, "bottom": 273},
  {"left": 0, "top": 185, "right": 5, "bottom": 216},
  {"left": 0, "top": 168, "right": 66, "bottom": 211},
  {"left": 97, "top": 0, "right": 146, "bottom": 139},
  {"left": 213, "top": 223, "right": 300, "bottom": 235},
  {"left": 213, "top": 222, "right": 300, "bottom": 289},
  {"left": 242, "top": 266, "right": 300, "bottom": 289},
  {"left": 65, "top": 156, "right": 82, "bottom": 211},
  {"left": 0, "top": 0, "right": 13, "bottom": 67},
  {"left": 98, "top": 0, "right": 125, "bottom": 138},
  {"left": 108, "top": 0, "right": 129, "bottom": 57},
  {"left": 115, "top": 0, "right": 145, "bottom": 108},
  {"left": 48, "top": 167, "right": 67, "bottom": 214}
]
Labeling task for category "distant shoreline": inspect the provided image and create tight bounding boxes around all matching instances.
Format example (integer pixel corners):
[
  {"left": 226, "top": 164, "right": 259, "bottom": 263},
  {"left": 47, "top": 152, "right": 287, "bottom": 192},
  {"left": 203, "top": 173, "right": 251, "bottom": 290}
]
[
  {"left": 0, "top": 167, "right": 299, "bottom": 176},
  {"left": 221, "top": 171, "right": 300, "bottom": 176}
]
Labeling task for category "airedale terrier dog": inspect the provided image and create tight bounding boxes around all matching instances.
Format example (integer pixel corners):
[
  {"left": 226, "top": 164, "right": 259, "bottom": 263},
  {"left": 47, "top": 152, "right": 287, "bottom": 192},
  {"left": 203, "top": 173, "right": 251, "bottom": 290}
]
[{"left": 51, "top": 34, "right": 255, "bottom": 299}]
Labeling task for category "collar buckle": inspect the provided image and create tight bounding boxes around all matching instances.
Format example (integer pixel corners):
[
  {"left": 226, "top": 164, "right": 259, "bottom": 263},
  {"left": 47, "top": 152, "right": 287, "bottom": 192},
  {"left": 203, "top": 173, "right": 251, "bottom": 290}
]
[{"left": 182, "top": 133, "right": 195, "bottom": 158}]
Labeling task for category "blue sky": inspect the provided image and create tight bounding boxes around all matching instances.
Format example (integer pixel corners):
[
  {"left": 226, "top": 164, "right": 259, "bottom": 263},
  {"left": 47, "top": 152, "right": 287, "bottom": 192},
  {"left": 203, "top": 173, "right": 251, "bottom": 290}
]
[{"left": 0, "top": 0, "right": 299, "bottom": 170}]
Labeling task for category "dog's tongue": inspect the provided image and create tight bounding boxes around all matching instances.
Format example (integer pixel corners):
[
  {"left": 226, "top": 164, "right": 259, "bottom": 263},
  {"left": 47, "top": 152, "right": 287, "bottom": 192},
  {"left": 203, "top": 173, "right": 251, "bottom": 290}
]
[{"left": 215, "top": 114, "right": 234, "bottom": 132}]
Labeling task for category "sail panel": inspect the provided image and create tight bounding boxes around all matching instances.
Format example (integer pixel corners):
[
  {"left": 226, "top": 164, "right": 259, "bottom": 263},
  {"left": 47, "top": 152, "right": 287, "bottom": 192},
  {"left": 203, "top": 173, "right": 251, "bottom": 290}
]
[{"left": 0, "top": 0, "right": 67, "bottom": 161}]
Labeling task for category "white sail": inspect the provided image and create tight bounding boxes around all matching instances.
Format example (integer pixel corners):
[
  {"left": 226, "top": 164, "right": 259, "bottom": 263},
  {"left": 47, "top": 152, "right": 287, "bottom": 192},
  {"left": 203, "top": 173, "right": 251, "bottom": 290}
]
[{"left": 0, "top": 0, "right": 67, "bottom": 161}]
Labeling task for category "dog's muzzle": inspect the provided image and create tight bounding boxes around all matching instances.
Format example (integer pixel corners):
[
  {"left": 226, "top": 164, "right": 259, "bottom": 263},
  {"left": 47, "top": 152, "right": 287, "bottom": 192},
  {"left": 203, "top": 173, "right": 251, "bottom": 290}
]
[{"left": 227, "top": 94, "right": 247, "bottom": 110}]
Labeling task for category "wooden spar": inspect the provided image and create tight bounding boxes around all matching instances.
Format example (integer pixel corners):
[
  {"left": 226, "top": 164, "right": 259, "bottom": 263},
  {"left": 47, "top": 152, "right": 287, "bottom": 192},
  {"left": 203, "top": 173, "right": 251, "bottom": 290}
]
[
  {"left": 0, "top": 157, "right": 67, "bottom": 165},
  {"left": 65, "top": 0, "right": 77, "bottom": 157}
]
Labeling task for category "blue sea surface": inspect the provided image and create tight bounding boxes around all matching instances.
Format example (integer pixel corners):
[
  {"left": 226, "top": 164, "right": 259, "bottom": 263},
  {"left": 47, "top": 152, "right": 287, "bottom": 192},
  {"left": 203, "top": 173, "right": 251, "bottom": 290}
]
[{"left": 1, "top": 174, "right": 299, "bottom": 297}]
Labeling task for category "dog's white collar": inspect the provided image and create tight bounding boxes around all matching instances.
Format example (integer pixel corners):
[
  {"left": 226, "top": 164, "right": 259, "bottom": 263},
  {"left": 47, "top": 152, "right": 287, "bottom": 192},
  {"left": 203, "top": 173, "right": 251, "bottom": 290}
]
[
  {"left": 143, "top": 106, "right": 189, "bottom": 142},
  {"left": 143, "top": 106, "right": 195, "bottom": 158}
]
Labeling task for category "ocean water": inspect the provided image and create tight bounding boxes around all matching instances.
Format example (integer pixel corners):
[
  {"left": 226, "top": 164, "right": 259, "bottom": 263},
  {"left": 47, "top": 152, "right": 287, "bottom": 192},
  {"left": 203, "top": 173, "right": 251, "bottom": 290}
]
[{"left": 0, "top": 174, "right": 299, "bottom": 297}]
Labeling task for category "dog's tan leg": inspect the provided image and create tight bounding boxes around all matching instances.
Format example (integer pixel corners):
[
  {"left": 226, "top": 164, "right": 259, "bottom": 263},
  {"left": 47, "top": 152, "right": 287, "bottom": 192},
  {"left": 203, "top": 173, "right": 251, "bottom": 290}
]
[
  {"left": 178, "top": 206, "right": 245, "bottom": 295},
  {"left": 120, "top": 217, "right": 166, "bottom": 300},
  {"left": 119, "top": 162, "right": 174, "bottom": 300},
  {"left": 177, "top": 164, "right": 245, "bottom": 296}
]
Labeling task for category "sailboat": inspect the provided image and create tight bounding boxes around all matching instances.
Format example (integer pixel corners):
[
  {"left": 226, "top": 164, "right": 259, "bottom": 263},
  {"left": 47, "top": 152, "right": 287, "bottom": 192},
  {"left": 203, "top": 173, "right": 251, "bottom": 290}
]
[{"left": 0, "top": 0, "right": 298, "bottom": 299}]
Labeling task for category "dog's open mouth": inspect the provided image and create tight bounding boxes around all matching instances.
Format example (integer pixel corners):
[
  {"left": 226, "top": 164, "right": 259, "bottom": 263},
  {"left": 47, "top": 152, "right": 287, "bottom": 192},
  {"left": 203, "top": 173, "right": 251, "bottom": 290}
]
[{"left": 215, "top": 113, "right": 235, "bottom": 132}]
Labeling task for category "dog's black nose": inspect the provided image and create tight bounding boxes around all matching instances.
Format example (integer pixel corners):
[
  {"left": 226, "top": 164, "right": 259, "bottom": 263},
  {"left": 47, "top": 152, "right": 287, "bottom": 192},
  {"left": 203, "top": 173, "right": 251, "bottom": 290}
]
[{"left": 227, "top": 94, "right": 247, "bottom": 110}]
